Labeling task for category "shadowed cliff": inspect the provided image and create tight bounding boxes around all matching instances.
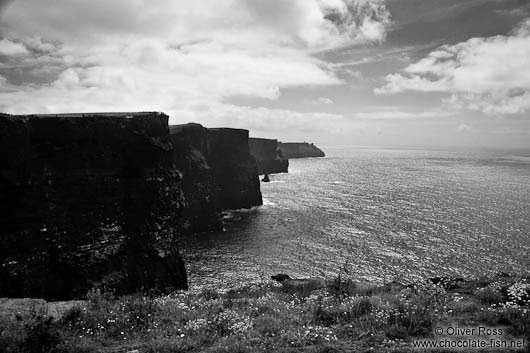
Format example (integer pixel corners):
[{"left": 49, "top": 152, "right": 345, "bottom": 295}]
[
  {"left": 170, "top": 123, "right": 263, "bottom": 211},
  {"left": 0, "top": 114, "right": 264, "bottom": 300},
  {"left": 0, "top": 112, "right": 188, "bottom": 300},
  {"left": 249, "top": 137, "right": 289, "bottom": 175}
]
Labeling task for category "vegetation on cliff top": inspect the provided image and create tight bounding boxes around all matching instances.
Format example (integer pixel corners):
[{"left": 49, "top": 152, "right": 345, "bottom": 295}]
[{"left": 1, "top": 273, "right": 529, "bottom": 353}]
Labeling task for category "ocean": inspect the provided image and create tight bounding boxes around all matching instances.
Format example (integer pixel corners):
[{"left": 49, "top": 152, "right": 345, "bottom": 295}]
[{"left": 180, "top": 146, "right": 530, "bottom": 290}]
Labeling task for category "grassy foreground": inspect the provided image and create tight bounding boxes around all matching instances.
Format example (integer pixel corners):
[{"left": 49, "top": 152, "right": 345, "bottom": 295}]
[{"left": 1, "top": 273, "right": 529, "bottom": 353}]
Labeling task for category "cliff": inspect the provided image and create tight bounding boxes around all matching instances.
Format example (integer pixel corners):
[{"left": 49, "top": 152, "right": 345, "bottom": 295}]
[
  {"left": 170, "top": 124, "right": 263, "bottom": 210},
  {"left": 208, "top": 128, "right": 262, "bottom": 209},
  {"left": 277, "top": 142, "right": 325, "bottom": 159},
  {"left": 249, "top": 137, "right": 289, "bottom": 175},
  {"left": 0, "top": 112, "right": 188, "bottom": 300},
  {"left": 169, "top": 123, "right": 221, "bottom": 233}
]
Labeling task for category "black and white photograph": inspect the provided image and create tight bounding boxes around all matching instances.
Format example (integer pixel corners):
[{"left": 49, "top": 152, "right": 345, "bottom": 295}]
[{"left": 1, "top": 0, "right": 529, "bottom": 352}]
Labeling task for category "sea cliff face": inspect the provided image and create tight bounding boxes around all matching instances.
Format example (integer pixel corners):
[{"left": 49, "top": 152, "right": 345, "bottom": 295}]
[
  {"left": 277, "top": 142, "right": 325, "bottom": 159},
  {"left": 249, "top": 137, "right": 289, "bottom": 175},
  {"left": 170, "top": 124, "right": 263, "bottom": 210},
  {"left": 0, "top": 113, "right": 188, "bottom": 300},
  {"left": 169, "top": 123, "right": 222, "bottom": 234},
  {"left": 0, "top": 114, "right": 264, "bottom": 300}
]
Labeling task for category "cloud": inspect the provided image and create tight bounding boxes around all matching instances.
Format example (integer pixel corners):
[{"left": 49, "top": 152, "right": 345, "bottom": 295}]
[
  {"left": 456, "top": 123, "right": 473, "bottom": 133},
  {"left": 313, "top": 97, "right": 334, "bottom": 104},
  {"left": 375, "top": 18, "right": 530, "bottom": 115},
  {"left": 0, "top": 38, "right": 339, "bottom": 114},
  {"left": 350, "top": 110, "right": 455, "bottom": 120},
  {"left": 0, "top": 0, "right": 390, "bottom": 119},
  {"left": 1, "top": 0, "right": 390, "bottom": 50},
  {"left": 0, "top": 38, "right": 27, "bottom": 55}
]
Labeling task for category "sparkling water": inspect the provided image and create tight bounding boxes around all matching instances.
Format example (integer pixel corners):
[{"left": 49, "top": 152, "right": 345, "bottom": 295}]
[{"left": 181, "top": 147, "right": 530, "bottom": 289}]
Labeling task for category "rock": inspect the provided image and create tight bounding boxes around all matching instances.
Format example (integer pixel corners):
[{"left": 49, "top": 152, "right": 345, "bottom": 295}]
[
  {"left": 208, "top": 128, "right": 263, "bottom": 209},
  {"left": 170, "top": 123, "right": 222, "bottom": 233},
  {"left": 0, "top": 298, "right": 47, "bottom": 321},
  {"left": 383, "top": 281, "right": 406, "bottom": 292},
  {"left": 170, "top": 124, "right": 263, "bottom": 210},
  {"left": 282, "top": 277, "right": 327, "bottom": 292},
  {"left": 271, "top": 274, "right": 326, "bottom": 291},
  {"left": 277, "top": 142, "right": 325, "bottom": 159},
  {"left": 407, "top": 277, "right": 466, "bottom": 291},
  {"left": 0, "top": 112, "right": 188, "bottom": 300},
  {"left": 427, "top": 277, "right": 465, "bottom": 290},
  {"left": 46, "top": 300, "right": 86, "bottom": 320},
  {"left": 249, "top": 137, "right": 289, "bottom": 174},
  {"left": 0, "top": 298, "right": 86, "bottom": 321},
  {"left": 271, "top": 274, "right": 291, "bottom": 282}
]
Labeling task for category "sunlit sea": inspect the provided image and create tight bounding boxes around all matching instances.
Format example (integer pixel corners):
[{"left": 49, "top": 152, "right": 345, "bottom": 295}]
[{"left": 180, "top": 147, "right": 530, "bottom": 290}]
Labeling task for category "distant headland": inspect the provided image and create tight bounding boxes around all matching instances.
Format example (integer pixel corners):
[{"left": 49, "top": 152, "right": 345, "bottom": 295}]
[{"left": 277, "top": 142, "right": 325, "bottom": 159}]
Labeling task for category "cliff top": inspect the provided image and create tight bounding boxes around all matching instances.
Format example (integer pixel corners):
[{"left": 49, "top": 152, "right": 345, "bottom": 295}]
[
  {"left": 249, "top": 137, "right": 278, "bottom": 143},
  {"left": 169, "top": 124, "right": 250, "bottom": 135},
  {"left": 278, "top": 142, "right": 317, "bottom": 146},
  {"left": 169, "top": 123, "right": 205, "bottom": 133},
  {"left": 2, "top": 112, "right": 166, "bottom": 119},
  {"left": 208, "top": 127, "right": 249, "bottom": 134}
]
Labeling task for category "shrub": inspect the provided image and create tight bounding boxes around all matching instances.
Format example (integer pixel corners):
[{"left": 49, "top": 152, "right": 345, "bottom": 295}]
[
  {"left": 381, "top": 283, "right": 448, "bottom": 338},
  {"left": 85, "top": 288, "right": 115, "bottom": 310},
  {"left": 507, "top": 280, "right": 530, "bottom": 306},
  {"left": 61, "top": 306, "right": 83, "bottom": 326},
  {"left": 478, "top": 305, "right": 530, "bottom": 338},
  {"left": 25, "top": 316, "right": 62, "bottom": 353},
  {"left": 201, "top": 289, "right": 221, "bottom": 301},
  {"left": 312, "top": 304, "right": 338, "bottom": 327},
  {"left": 0, "top": 315, "right": 62, "bottom": 353},
  {"left": 254, "top": 314, "right": 284, "bottom": 337},
  {"left": 281, "top": 282, "right": 323, "bottom": 298},
  {"left": 474, "top": 286, "right": 505, "bottom": 305},
  {"left": 327, "top": 276, "right": 357, "bottom": 299},
  {"left": 311, "top": 344, "right": 344, "bottom": 353},
  {"left": 349, "top": 297, "right": 373, "bottom": 319},
  {"left": 64, "top": 293, "right": 157, "bottom": 339},
  {"left": 214, "top": 309, "right": 253, "bottom": 336}
]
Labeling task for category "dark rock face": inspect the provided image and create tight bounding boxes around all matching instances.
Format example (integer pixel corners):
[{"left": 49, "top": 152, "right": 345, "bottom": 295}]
[
  {"left": 249, "top": 137, "right": 289, "bottom": 175},
  {"left": 169, "top": 124, "right": 221, "bottom": 233},
  {"left": 208, "top": 128, "right": 262, "bottom": 209},
  {"left": 277, "top": 142, "right": 325, "bottom": 159},
  {"left": 271, "top": 274, "right": 291, "bottom": 282},
  {"left": 0, "top": 112, "right": 187, "bottom": 300},
  {"left": 170, "top": 124, "right": 262, "bottom": 210}
]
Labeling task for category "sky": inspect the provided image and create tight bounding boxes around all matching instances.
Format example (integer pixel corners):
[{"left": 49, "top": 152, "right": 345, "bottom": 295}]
[{"left": 1, "top": 0, "right": 530, "bottom": 149}]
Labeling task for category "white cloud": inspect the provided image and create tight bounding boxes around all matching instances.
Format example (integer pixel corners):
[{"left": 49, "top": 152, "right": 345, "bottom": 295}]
[
  {"left": 0, "top": 38, "right": 28, "bottom": 55},
  {"left": 0, "top": 0, "right": 390, "bottom": 119},
  {"left": 350, "top": 110, "right": 455, "bottom": 120},
  {"left": 0, "top": 39, "right": 339, "bottom": 114},
  {"left": 375, "top": 19, "right": 530, "bottom": 115},
  {"left": 314, "top": 97, "right": 334, "bottom": 104},
  {"left": 1, "top": 0, "right": 390, "bottom": 50},
  {"left": 203, "top": 104, "right": 345, "bottom": 131},
  {"left": 456, "top": 123, "right": 473, "bottom": 133}
]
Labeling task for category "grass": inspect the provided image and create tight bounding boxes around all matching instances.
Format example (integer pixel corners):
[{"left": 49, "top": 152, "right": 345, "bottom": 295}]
[{"left": 0, "top": 273, "right": 529, "bottom": 353}]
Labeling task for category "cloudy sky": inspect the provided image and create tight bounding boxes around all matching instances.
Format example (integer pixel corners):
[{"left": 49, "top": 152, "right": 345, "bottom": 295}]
[{"left": 1, "top": 0, "right": 530, "bottom": 148}]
